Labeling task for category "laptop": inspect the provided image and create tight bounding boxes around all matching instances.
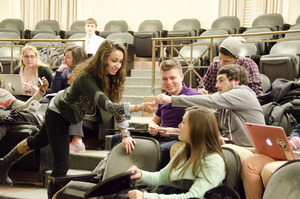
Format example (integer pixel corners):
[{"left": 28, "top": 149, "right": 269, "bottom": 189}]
[
  {"left": 0, "top": 74, "right": 23, "bottom": 95},
  {"left": 245, "top": 123, "right": 299, "bottom": 160}
]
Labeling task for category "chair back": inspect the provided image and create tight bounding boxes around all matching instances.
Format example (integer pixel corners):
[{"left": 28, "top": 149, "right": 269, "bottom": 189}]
[
  {"left": 211, "top": 16, "right": 240, "bottom": 34},
  {"left": 221, "top": 146, "right": 242, "bottom": 192},
  {"left": 0, "top": 31, "right": 20, "bottom": 45},
  {"left": 252, "top": 13, "right": 284, "bottom": 30},
  {"left": 0, "top": 18, "right": 24, "bottom": 38},
  {"left": 173, "top": 18, "right": 200, "bottom": 36},
  {"left": 70, "top": 20, "right": 85, "bottom": 31},
  {"left": 263, "top": 160, "right": 300, "bottom": 199},
  {"left": 66, "top": 33, "right": 86, "bottom": 46},
  {"left": 107, "top": 32, "right": 133, "bottom": 45},
  {"left": 240, "top": 43, "right": 257, "bottom": 58},
  {"left": 197, "top": 29, "right": 228, "bottom": 44},
  {"left": 30, "top": 33, "right": 57, "bottom": 49},
  {"left": 259, "top": 74, "right": 271, "bottom": 93},
  {"left": 284, "top": 24, "right": 300, "bottom": 39},
  {"left": 103, "top": 20, "right": 128, "bottom": 32},
  {"left": 35, "top": 20, "right": 60, "bottom": 34},
  {"left": 102, "top": 136, "right": 161, "bottom": 180},
  {"left": 138, "top": 20, "right": 163, "bottom": 32}
]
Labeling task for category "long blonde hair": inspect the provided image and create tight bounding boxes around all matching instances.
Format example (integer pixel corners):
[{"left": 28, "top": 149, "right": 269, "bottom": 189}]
[
  {"left": 19, "top": 45, "right": 50, "bottom": 74},
  {"left": 169, "top": 106, "right": 227, "bottom": 182},
  {"left": 70, "top": 39, "right": 127, "bottom": 103}
]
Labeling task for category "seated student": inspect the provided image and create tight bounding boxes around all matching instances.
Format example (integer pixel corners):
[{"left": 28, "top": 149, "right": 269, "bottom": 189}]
[
  {"left": 110, "top": 59, "right": 200, "bottom": 168},
  {"left": 12, "top": 45, "right": 53, "bottom": 97},
  {"left": 127, "top": 106, "right": 226, "bottom": 199},
  {"left": 51, "top": 46, "right": 88, "bottom": 153},
  {"left": 197, "top": 36, "right": 262, "bottom": 96},
  {"left": 156, "top": 64, "right": 265, "bottom": 148},
  {"left": 76, "top": 18, "right": 105, "bottom": 57},
  {"left": 241, "top": 123, "right": 300, "bottom": 199},
  {"left": 0, "top": 77, "right": 49, "bottom": 140}
]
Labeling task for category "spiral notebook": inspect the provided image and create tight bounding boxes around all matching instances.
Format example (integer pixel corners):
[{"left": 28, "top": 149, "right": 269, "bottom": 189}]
[{"left": 245, "top": 123, "right": 297, "bottom": 160}]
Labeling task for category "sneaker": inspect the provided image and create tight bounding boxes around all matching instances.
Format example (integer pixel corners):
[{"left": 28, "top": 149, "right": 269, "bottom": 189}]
[{"left": 69, "top": 139, "right": 86, "bottom": 153}]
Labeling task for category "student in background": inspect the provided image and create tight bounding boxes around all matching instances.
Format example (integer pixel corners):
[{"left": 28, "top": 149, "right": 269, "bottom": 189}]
[
  {"left": 197, "top": 36, "right": 262, "bottom": 96},
  {"left": 77, "top": 18, "right": 105, "bottom": 57},
  {"left": 50, "top": 46, "right": 88, "bottom": 153},
  {"left": 13, "top": 45, "right": 53, "bottom": 96}
]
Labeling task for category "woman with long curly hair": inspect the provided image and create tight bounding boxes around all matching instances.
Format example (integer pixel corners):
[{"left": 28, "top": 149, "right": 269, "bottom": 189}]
[
  {"left": 127, "top": 106, "right": 227, "bottom": 199},
  {"left": 0, "top": 40, "right": 156, "bottom": 198},
  {"left": 13, "top": 45, "right": 53, "bottom": 95}
]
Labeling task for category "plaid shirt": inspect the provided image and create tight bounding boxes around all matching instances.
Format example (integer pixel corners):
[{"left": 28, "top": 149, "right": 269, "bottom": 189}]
[{"left": 197, "top": 57, "right": 262, "bottom": 95}]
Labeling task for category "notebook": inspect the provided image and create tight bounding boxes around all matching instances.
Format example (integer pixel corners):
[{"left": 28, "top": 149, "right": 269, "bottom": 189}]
[
  {"left": 245, "top": 123, "right": 298, "bottom": 160},
  {"left": 0, "top": 74, "right": 23, "bottom": 95}
]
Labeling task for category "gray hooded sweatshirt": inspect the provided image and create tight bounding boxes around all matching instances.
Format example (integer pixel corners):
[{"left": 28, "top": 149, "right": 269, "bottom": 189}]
[{"left": 171, "top": 85, "right": 265, "bottom": 147}]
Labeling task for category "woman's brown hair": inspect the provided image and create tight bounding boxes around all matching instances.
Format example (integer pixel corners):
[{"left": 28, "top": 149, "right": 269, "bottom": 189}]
[
  {"left": 169, "top": 106, "right": 227, "bottom": 182},
  {"left": 70, "top": 39, "right": 127, "bottom": 103}
]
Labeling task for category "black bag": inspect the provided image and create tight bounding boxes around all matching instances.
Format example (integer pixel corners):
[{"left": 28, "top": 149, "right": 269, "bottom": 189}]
[
  {"left": 203, "top": 185, "right": 241, "bottom": 199},
  {"left": 262, "top": 102, "right": 298, "bottom": 135},
  {"left": 257, "top": 78, "right": 300, "bottom": 106}
]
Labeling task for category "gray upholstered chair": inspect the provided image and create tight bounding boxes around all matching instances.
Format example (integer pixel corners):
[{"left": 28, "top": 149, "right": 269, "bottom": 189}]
[
  {"left": 99, "top": 20, "right": 128, "bottom": 39},
  {"left": 49, "top": 136, "right": 162, "bottom": 198},
  {"left": 65, "top": 33, "right": 86, "bottom": 47},
  {"left": 0, "top": 31, "right": 20, "bottom": 46},
  {"left": 29, "top": 20, "right": 60, "bottom": 38},
  {"left": 166, "top": 18, "right": 201, "bottom": 57},
  {"left": 263, "top": 160, "right": 300, "bottom": 199},
  {"left": 243, "top": 28, "right": 273, "bottom": 55},
  {"left": 64, "top": 20, "right": 86, "bottom": 39},
  {"left": 0, "top": 18, "right": 24, "bottom": 39},
  {"left": 221, "top": 146, "right": 242, "bottom": 192},
  {"left": 29, "top": 33, "right": 57, "bottom": 49},
  {"left": 259, "top": 74, "right": 271, "bottom": 94},
  {"left": 248, "top": 13, "right": 284, "bottom": 31},
  {"left": 211, "top": 16, "right": 240, "bottom": 34},
  {"left": 133, "top": 19, "right": 163, "bottom": 57},
  {"left": 284, "top": 24, "right": 300, "bottom": 39},
  {"left": 240, "top": 43, "right": 258, "bottom": 58},
  {"left": 0, "top": 47, "right": 21, "bottom": 74},
  {"left": 259, "top": 40, "right": 300, "bottom": 83},
  {"left": 197, "top": 29, "right": 229, "bottom": 59}
]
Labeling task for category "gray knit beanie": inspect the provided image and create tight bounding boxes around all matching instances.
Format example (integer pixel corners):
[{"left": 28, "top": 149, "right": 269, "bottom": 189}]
[{"left": 220, "top": 36, "right": 245, "bottom": 58}]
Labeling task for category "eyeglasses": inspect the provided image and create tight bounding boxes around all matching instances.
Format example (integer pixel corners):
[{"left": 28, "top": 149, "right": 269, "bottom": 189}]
[{"left": 23, "top": 56, "right": 36, "bottom": 59}]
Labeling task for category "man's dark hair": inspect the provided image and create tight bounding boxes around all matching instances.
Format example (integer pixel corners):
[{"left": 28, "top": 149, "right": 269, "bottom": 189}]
[
  {"left": 217, "top": 64, "right": 249, "bottom": 86},
  {"left": 219, "top": 47, "right": 235, "bottom": 58}
]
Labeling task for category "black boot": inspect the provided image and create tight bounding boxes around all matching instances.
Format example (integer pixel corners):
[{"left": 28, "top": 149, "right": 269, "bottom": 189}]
[{"left": 0, "top": 139, "right": 32, "bottom": 185}]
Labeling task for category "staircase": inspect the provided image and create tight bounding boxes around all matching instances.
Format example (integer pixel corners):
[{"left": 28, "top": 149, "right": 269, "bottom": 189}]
[{"left": 0, "top": 63, "right": 162, "bottom": 198}]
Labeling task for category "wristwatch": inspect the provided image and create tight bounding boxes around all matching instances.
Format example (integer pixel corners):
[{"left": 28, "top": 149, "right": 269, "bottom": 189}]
[{"left": 121, "top": 130, "right": 131, "bottom": 137}]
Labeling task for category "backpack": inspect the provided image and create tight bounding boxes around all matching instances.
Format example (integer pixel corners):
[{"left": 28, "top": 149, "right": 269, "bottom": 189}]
[
  {"left": 262, "top": 102, "right": 298, "bottom": 136},
  {"left": 257, "top": 78, "right": 300, "bottom": 106}
]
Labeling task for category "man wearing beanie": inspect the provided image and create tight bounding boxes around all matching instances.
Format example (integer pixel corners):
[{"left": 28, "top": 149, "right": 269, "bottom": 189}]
[{"left": 197, "top": 36, "right": 262, "bottom": 95}]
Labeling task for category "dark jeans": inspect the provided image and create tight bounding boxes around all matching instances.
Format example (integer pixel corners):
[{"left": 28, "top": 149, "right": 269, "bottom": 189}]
[
  {"left": 111, "top": 133, "right": 179, "bottom": 169},
  {"left": 27, "top": 108, "right": 71, "bottom": 177}
]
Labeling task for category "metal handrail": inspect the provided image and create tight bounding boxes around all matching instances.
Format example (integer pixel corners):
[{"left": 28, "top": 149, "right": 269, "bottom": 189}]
[{"left": 0, "top": 39, "right": 86, "bottom": 73}]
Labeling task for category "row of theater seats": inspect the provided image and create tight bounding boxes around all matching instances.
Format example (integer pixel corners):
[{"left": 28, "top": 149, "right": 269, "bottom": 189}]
[{"left": 0, "top": 13, "right": 299, "bottom": 57}]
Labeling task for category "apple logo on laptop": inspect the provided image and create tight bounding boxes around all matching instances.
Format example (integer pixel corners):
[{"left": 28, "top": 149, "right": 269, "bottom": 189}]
[{"left": 266, "top": 138, "right": 273, "bottom": 146}]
